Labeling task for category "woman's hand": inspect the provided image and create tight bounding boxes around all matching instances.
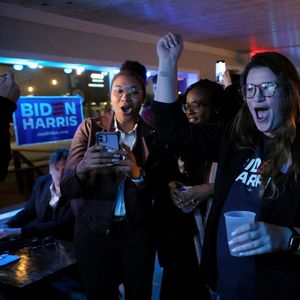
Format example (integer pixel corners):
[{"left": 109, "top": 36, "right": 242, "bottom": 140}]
[
  {"left": 0, "top": 71, "right": 20, "bottom": 104},
  {"left": 229, "top": 222, "right": 292, "bottom": 256},
  {"left": 113, "top": 143, "right": 141, "bottom": 179},
  {"left": 156, "top": 32, "right": 183, "bottom": 63},
  {"left": 169, "top": 181, "right": 188, "bottom": 209},
  {"left": 223, "top": 69, "right": 232, "bottom": 88},
  {"left": 76, "top": 144, "right": 122, "bottom": 180},
  {"left": 182, "top": 183, "right": 214, "bottom": 209},
  {"left": 169, "top": 182, "right": 214, "bottom": 212},
  {"left": 155, "top": 32, "right": 183, "bottom": 104}
]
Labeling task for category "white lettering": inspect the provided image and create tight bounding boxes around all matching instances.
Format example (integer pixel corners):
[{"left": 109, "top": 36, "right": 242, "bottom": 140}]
[
  {"left": 244, "top": 159, "right": 255, "bottom": 171},
  {"left": 21, "top": 103, "right": 34, "bottom": 117},
  {"left": 235, "top": 171, "right": 248, "bottom": 184},
  {"left": 56, "top": 117, "right": 66, "bottom": 127},
  {"left": 22, "top": 118, "right": 34, "bottom": 129},
  {"left": 246, "top": 174, "right": 259, "bottom": 187},
  {"left": 69, "top": 116, "right": 77, "bottom": 126},
  {"left": 65, "top": 102, "right": 76, "bottom": 115},
  {"left": 249, "top": 158, "right": 261, "bottom": 173},
  {"left": 34, "top": 103, "right": 39, "bottom": 116},
  {"left": 255, "top": 175, "right": 262, "bottom": 187},
  {"left": 40, "top": 103, "right": 52, "bottom": 116},
  {"left": 35, "top": 118, "right": 46, "bottom": 128},
  {"left": 235, "top": 157, "right": 264, "bottom": 188},
  {"left": 45, "top": 118, "right": 56, "bottom": 128},
  {"left": 21, "top": 116, "right": 79, "bottom": 130},
  {"left": 20, "top": 103, "right": 52, "bottom": 117}
]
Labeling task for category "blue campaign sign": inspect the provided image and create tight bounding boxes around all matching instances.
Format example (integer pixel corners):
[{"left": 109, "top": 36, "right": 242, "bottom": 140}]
[{"left": 13, "top": 96, "right": 84, "bottom": 146}]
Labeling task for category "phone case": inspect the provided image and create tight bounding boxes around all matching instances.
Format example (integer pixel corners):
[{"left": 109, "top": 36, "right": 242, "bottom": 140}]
[{"left": 95, "top": 132, "right": 119, "bottom": 151}]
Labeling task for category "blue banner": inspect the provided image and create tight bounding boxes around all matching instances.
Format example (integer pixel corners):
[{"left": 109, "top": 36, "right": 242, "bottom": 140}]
[{"left": 13, "top": 96, "right": 84, "bottom": 146}]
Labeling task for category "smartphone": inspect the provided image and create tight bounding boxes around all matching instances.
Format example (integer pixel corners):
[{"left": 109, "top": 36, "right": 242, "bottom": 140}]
[
  {"left": 95, "top": 132, "right": 120, "bottom": 152},
  {"left": 216, "top": 60, "right": 226, "bottom": 83}
]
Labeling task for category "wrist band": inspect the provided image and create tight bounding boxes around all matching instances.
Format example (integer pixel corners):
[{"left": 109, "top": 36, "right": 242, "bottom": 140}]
[
  {"left": 131, "top": 168, "right": 145, "bottom": 184},
  {"left": 131, "top": 175, "right": 144, "bottom": 184}
]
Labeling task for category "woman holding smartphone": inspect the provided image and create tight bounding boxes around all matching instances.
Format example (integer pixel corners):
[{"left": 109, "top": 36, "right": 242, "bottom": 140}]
[{"left": 61, "top": 61, "right": 170, "bottom": 300}]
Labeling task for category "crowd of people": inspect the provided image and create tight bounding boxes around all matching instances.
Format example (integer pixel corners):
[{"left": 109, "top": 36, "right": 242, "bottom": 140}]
[
  {"left": 1, "top": 32, "right": 300, "bottom": 300},
  {"left": 152, "top": 32, "right": 300, "bottom": 300}
]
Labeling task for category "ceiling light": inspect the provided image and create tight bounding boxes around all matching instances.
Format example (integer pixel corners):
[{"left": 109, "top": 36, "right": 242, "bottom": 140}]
[
  {"left": 13, "top": 64, "right": 23, "bottom": 71},
  {"left": 64, "top": 68, "right": 73, "bottom": 74},
  {"left": 28, "top": 62, "right": 38, "bottom": 69}
]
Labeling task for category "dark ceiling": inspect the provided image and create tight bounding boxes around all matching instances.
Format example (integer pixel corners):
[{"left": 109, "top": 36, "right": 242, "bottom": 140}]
[{"left": 2, "top": 0, "right": 300, "bottom": 67}]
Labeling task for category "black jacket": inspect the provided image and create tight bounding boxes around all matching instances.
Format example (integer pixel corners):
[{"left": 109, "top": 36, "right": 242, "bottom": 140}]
[
  {"left": 61, "top": 111, "right": 171, "bottom": 234},
  {"left": 7, "top": 174, "right": 75, "bottom": 240},
  {"left": 0, "top": 97, "right": 17, "bottom": 182},
  {"left": 153, "top": 101, "right": 300, "bottom": 299}
]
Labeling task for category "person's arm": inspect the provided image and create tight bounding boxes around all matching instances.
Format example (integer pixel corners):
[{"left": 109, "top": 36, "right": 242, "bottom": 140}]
[
  {"left": 20, "top": 204, "right": 75, "bottom": 239},
  {"left": 0, "top": 98, "right": 16, "bottom": 181},
  {"left": 61, "top": 119, "right": 123, "bottom": 198},
  {"left": 6, "top": 176, "right": 46, "bottom": 228},
  {"left": 152, "top": 33, "right": 224, "bottom": 162},
  {"left": 0, "top": 71, "right": 20, "bottom": 181},
  {"left": 2, "top": 177, "right": 47, "bottom": 240},
  {"left": 61, "top": 119, "right": 92, "bottom": 198},
  {"left": 2, "top": 201, "right": 75, "bottom": 240},
  {"left": 154, "top": 33, "right": 183, "bottom": 104},
  {"left": 169, "top": 181, "right": 214, "bottom": 212},
  {"left": 229, "top": 222, "right": 300, "bottom": 256},
  {"left": 0, "top": 227, "right": 22, "bottom": 239},
  {"left": 223, "top": 69, "right": 232, "bottom": 88}
]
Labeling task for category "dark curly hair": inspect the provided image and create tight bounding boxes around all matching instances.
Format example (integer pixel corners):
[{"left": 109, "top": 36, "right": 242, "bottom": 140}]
[{"left": 112, "top": 60, "right": 147, "bottom": 97}]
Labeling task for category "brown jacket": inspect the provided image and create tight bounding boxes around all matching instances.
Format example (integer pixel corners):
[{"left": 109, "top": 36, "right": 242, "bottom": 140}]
[{"left": 61, "top": 111, "right": 168, "bottom": 234}]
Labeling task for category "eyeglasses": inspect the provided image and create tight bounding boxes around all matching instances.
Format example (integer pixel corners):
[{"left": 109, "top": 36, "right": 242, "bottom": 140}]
[
  {"left": 112, "top": 86, "right": 143, "bottom": 97},
  {"left": 242, "top": 81, "right": 283, "bottom": 99},
  {"left": 181, "top": 101, "right": 210, "bottom": 113}
]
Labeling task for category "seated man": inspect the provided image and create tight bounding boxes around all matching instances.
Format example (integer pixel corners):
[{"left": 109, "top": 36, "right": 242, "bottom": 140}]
[{"left": 0, "top": 147, "right": 74, "bottom": 241}]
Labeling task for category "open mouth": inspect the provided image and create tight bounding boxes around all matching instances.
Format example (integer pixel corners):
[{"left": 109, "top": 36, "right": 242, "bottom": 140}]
[
  {"left": 120, "top": 105, "right": 132, "bottom": 113},
  {"left": 188, "top": 117, "right": 197, "bottom": 123},
  {"left": 255, "top": 108, "right": 269, "bottom": 120}
]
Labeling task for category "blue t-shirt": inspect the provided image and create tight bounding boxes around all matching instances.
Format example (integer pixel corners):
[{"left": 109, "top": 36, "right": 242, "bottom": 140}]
[{"left": 217, "top": 150, "right": 267, "bottom": 299}]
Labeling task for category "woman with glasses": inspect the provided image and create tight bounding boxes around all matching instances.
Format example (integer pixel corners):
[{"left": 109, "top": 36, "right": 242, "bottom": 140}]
[
  {"left": 155, "top": 79, "right": 229, "bottom": 300},
  {"left": 61, "top": 60, "right": 170, "bottom": 300},
  {"left": 153, "top": 32, "right": 300, "bottom": 300}
]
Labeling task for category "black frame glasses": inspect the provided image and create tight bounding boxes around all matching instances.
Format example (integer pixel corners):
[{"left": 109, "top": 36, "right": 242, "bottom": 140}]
[
  {"left": 241, "top": 81, "right": 283, "bottom": 99},
  {"left": 181, "top": 101, "right": 210, "bottom": 113}
]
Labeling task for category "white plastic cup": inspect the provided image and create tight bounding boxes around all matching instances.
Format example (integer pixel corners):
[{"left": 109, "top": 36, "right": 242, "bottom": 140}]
[{"left": 224, "top": 210, "right": 256, "bottom": 256}]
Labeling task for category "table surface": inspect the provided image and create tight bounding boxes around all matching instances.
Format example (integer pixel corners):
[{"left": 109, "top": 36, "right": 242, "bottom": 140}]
[{"left": 0, "top": 239, "right": 76, "bottom": 288}]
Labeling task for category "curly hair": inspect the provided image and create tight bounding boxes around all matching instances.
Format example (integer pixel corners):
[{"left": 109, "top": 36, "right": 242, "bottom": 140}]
[
  {"left": 234, "top": 52, "right": 300, "bottom": 197},
  {"left": 112, "top": 60, "right": 147, "bottom": 97}
]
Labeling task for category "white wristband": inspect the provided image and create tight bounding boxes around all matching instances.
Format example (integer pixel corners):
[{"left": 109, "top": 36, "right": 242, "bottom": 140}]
[{"left": 131, "top": 175, "right": 144, "bottom": 184}]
